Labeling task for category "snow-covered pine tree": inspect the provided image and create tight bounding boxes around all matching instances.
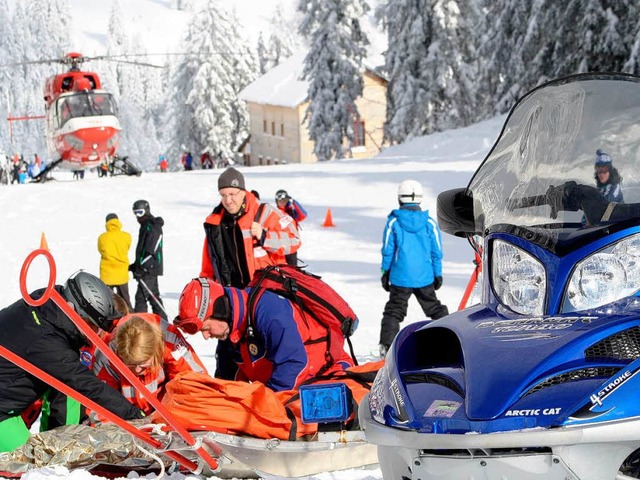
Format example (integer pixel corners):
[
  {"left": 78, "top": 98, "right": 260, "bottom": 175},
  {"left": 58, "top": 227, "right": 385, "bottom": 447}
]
[
  {"left": 0, "top": 0, "right": 16, "bottom": 151},
  {"left": 118, "top": 35, "right": 159, "bottom": 170},
  {"left": 99, "top": 0, "right": 164, "bottom": 172},
  {"left": 257, "top": 33, "right": 270, "bottom": 74},
  {"left": 269, "top": 4, "right": 301, "bottom": 70},
  {"left": 551, "top": 0, "right": 640, "bottom": 75},
  {"left": 476, "top": 0, "right": 530, "bottom": 117},
  {"left": 378, "top": 0, "right": 478, "bottom": 143},
  {"left": 257, "top": 5, "right": 301, "bottom": 74},
  {"left": 13, "top": 0, "right": 72, "bottom": 157},
  {"left": 298, "top": 0, "right": 370, "bottom": 161},
  {"left": 166, "top": 0, "right": 257, "bottom": 166},
  {"left": 623, "top": 0, "right": 640, "bottom": 74},
  {"left": 100, "top": 0, "right": 127, "bottom": 101}
]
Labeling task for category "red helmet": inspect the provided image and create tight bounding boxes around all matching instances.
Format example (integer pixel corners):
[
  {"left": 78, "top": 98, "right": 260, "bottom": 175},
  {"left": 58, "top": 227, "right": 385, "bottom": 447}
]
[{"left": 175, "top": 278, "right": 229, "bottom": 334}]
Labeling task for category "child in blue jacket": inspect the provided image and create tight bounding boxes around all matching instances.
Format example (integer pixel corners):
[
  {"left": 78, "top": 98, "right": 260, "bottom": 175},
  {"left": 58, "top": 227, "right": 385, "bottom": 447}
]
[{"left": 378, "top": 180, "right": 449, "bottom": 357}]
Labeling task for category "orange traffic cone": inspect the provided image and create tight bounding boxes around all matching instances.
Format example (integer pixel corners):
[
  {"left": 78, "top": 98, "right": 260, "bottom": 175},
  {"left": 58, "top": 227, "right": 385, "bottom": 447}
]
[
  {"left": 40, "top": 232, "right": 49, "bottom": 251},
  {"left": 322, "top": 208, "right": 335, "bottom": 228}
]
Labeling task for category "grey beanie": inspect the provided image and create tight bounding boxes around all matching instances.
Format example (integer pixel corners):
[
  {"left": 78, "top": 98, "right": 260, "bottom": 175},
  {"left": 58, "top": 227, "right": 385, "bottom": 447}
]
[
  {"left": 218, "top": 167, "right": 245, "bottom": 191},
  {"left": 105, "top": 213, "right": 118, "bottom": 222}
]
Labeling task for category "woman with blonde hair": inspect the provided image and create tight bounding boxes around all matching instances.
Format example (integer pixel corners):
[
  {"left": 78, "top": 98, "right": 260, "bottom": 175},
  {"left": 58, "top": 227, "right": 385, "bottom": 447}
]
[{"left": 92, "top": 313, "right": 206, "bottom": 415}]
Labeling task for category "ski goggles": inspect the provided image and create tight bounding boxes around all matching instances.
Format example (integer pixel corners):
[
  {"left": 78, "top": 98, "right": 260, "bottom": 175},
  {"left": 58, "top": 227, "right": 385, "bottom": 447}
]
[
  {"left": 133, "top": 209, "right": 146, "bottom": 217},
  {"left": 173, "top": 316, "right": 203, "bottom": 335}
]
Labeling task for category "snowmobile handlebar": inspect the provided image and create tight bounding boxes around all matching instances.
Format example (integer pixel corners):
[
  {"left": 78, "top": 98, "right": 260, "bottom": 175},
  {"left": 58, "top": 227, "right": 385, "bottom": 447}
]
[{"left": 506, "top": 194, "right": 550, "bottom": 211}]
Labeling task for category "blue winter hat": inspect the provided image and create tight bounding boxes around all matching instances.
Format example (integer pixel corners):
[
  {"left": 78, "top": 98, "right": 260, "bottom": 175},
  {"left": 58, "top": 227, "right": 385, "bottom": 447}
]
[{"left": 595, "top": 149, "right": 612, "bottom": 167}]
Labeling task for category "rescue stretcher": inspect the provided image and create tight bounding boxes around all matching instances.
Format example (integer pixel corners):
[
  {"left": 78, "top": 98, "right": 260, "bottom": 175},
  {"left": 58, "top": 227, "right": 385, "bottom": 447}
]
[{"left": 0, "top": 249, "right": 378, "bottom": 478}]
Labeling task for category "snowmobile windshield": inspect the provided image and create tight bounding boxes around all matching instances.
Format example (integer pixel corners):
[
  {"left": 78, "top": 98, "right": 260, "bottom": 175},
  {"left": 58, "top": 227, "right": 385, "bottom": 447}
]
[{"left": 468, "top": 73, "right": 640, "bottom": 254}]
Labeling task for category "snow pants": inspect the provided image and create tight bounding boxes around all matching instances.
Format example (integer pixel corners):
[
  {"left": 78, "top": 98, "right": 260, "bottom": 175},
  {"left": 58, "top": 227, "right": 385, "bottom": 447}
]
[
  {"left": 379, "top": 284, "right": 449, "bottom": 348},
  {"left": 0, "top": 415, "right": 30, "bottom": 452},
  {"left": 109, "top": 283, "right": 132, "bottom": 311}
]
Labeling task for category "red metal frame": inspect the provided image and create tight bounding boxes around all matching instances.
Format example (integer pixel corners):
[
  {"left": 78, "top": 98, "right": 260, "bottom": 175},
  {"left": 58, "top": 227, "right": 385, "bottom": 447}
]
[
  {"left": 11, "top": 249, "right": 219, "bottom": 472},
  {"left": 458, "top": 250, "right": 483, "bottom": 311}
]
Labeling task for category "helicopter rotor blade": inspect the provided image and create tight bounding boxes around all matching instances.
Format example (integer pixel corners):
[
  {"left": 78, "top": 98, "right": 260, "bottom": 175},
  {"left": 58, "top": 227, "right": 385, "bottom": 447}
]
[
  {"left": 0, "top": 58, "right": 65, "bottom": 68},
  {"left": 88, "top": 54, "right": 166, "bottom": 68}
]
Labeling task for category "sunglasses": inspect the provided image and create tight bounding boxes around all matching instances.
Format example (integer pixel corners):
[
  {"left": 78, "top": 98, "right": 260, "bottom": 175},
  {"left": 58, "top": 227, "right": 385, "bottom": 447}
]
[
  {"left": 174, "top": 316, "right": 203, "bottom": 335},
  {"left": 126, "top": 359, "right": 153, "bottom": 371},
  {"left": 133, "top": 209, "right": 146, "bottom": 217},
  {"left": 596, "top": 167, "right": 610, "bottom": 174}
]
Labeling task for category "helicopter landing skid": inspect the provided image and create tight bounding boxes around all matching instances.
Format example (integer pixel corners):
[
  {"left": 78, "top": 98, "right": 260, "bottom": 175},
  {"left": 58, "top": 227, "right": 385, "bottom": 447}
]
[{"left": 33, "top": 159, "right": 62, "bottom": 182}]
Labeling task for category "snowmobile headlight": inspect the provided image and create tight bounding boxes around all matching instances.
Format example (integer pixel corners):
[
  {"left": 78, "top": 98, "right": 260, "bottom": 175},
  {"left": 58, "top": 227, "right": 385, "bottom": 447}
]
[
  {"left": 492, "top": 240, "right": 546, "bottom": 316},
  {"left": 564, "top": 234, "right": 640, "bottom": 312}
]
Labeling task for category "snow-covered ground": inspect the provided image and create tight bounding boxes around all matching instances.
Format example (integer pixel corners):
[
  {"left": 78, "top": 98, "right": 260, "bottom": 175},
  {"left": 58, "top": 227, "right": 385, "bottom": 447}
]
[{"left": 0, "top": 114, "right": 504, "bottom": 479}]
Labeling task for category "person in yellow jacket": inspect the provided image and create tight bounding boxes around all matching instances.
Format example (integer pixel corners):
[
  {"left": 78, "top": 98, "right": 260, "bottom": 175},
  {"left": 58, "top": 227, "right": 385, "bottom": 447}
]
[{"left": 98, "top": 213, "right": 132, "bottom": 309}]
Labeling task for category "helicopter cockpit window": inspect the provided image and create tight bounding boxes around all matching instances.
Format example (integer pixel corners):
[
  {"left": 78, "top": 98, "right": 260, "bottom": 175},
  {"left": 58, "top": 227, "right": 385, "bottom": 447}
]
[{"left": 56, "top": 92, "right": 118, "bottom": 125}]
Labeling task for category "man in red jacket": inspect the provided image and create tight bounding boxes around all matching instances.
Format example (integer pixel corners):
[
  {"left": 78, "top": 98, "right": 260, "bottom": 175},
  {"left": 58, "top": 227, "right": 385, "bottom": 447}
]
[
  {"left": 200, "top": 167, "right": 300, "bottom": 288},
  {"left": 200, "top": 167, "right": 300, "bottom": 379}
]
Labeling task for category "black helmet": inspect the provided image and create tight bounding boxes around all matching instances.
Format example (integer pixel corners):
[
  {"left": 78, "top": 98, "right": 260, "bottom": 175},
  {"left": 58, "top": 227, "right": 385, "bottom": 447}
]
[
  {"left": 275, "top": 189, "right": 289, "bottom": 201},
  {"left": 62, "top": 271, "right": 119, "bottom": 332},
  {"left": 132, "top": 199, "right": 150, "bottom": 217}
]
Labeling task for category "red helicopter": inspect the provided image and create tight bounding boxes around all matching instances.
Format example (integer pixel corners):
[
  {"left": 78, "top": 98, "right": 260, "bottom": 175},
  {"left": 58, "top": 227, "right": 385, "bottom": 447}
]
[
  {"left": 7, "top": 52, "right": 156, "bottom": 179},
  {"left": 43, "top": 52, "right": 121, "bottom": 173}
]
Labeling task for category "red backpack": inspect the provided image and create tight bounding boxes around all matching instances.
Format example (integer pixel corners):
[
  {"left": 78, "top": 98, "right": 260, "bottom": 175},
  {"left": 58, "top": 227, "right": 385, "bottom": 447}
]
[{"left": 246, "top": 265, "right": 359, "bottom": 374}]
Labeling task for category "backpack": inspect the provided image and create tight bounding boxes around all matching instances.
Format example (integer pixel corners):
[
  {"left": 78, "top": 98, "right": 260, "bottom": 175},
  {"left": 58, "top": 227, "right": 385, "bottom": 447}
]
[{"left": 246, "top": 264, "right": 359, "bottom": 375}]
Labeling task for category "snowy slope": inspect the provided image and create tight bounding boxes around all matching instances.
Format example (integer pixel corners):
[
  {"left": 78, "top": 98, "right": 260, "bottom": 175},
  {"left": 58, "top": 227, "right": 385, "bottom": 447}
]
[{"left": 0, "top": 114, "right": 505, "bottom": 480}]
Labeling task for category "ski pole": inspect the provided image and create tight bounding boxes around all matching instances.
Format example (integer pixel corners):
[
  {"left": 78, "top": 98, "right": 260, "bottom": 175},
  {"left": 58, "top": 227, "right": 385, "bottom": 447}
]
[
  {"left": 20, "top": 249, "right": 219, "bottom": 473},
  {"left": 137, "top": 277, "right": 170, "bottom": 318}
]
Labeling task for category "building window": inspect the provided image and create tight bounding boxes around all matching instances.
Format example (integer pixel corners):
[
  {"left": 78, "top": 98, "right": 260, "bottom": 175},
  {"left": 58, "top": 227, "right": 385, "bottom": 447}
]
[
  {"left": 280, "top": 122, "right": 285, "bottom": 137},
  {"left": 271, "top": 121, "right": 276, "bottom": 136},
  {"left": 353, "top": 120, "right": 366, "bottom": 147},
  {"left": 263, "top": 120, "right": 268, "bottom": 133}
]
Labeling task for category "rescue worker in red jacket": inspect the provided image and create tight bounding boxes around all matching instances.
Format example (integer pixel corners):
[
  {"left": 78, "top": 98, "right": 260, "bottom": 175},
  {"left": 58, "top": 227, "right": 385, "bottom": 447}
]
[
  {"left": 0, "top": 271, "right": 144, "bottom": 452},
  {"left": 174, "top": 278, "right": 354, "bottom": 392},
  {"left": 275, "top": 189, "right": 307, "bottom": 266},
  {"left": 92, "top": 313, "right": 207, "bottom": 415},
  {"left": 200, "top": 167, "right": 300, "bottom": 288}
]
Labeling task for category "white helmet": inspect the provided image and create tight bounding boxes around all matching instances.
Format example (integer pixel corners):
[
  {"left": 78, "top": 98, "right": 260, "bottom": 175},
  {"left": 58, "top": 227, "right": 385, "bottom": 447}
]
[{"left": 397, "top": 180, "right": 423, "bottom": 204}]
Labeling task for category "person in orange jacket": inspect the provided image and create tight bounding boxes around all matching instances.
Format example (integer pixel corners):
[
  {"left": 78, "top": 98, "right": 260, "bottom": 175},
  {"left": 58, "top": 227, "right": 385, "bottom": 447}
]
[
  {"left": 200, "top": 167, "right": 300, "bottom": 288},
  {"left": 275, "top": 189, "right": 307, "bottom": 266},
  {"left": 200, "top": 167, "right": 300, "bottom": 379},
  {"left": 92, "top": 313, "right": 207, "bottom": 415}
]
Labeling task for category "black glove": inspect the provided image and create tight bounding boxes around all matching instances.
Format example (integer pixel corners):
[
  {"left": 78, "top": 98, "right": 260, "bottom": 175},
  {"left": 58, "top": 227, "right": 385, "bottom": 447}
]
[
  {"left": 433, "top": 276, "right": 443, "bottom": 290},
  {"left": 381, "top": 271, "right": 390, "bottom": 292},
  {"left": 128, "top": 263, "right": 135, "bottom": 272}
]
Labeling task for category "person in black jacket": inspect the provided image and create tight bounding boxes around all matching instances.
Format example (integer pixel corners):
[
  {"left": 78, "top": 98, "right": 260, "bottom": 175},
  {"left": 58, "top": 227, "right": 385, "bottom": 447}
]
[
  {"left": 130, "top": 199, "right": 166, "bottom": 319},
  {"left": 0, "top": 271, "right": 145, "bottom": 453}
]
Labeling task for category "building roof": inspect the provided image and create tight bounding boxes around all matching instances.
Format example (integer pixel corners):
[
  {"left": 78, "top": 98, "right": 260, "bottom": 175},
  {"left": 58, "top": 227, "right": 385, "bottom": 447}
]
[
  {"left": 239, "top": 50, "right": 386, "bottom": 108},
  {"left": 239, "top": 51, "right": 308, "bottom": 108}
]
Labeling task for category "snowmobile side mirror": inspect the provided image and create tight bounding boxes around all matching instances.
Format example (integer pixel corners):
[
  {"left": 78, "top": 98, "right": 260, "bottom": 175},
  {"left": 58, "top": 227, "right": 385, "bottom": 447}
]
[{"left": 437, "top": 188, "right": 477, "bottom": 237}]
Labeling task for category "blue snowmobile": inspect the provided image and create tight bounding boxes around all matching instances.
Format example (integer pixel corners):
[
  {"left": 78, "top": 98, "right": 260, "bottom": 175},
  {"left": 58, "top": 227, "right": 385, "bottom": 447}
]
[{"left": 360, "top": 73, "right": 640, "bottom": 480}]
